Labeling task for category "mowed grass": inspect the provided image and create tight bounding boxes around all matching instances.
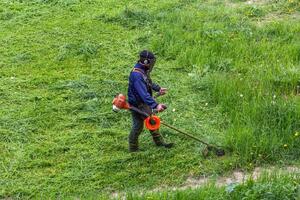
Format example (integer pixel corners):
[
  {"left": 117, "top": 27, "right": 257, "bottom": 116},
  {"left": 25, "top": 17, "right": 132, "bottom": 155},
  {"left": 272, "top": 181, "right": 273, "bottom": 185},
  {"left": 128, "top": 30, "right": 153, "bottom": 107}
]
[{"left": 0, "top": 0, "right": 299, "bottom": 198}]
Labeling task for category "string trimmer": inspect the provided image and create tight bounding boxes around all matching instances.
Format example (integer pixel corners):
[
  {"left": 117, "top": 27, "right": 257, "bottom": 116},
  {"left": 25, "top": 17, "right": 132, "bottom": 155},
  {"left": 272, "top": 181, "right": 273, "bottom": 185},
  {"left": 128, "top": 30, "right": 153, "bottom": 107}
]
[{"left": 112, "top": 94, "right": 226, "bottom": 157}]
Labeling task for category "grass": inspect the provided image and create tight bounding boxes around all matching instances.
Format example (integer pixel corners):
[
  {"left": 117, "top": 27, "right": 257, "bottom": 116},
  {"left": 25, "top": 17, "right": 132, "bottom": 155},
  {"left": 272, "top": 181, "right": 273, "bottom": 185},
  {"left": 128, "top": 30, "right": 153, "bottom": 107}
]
[{"left": 0, "top": 0, "right": 299, "bottom": 198}]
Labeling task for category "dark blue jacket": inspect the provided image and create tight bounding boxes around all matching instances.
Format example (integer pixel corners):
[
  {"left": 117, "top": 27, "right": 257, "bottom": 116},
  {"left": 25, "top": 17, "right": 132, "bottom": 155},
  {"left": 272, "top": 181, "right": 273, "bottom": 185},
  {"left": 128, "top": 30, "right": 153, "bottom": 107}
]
[{"left": 128, "top": 63, "right": 161, "bottom": 109}]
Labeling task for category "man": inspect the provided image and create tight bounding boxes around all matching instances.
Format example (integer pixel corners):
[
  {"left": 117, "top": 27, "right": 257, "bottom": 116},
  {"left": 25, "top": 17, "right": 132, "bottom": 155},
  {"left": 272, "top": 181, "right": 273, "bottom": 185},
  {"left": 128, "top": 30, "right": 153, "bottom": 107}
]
[{"left": 127, "top": 50, "right": 174, "bottom": 152}]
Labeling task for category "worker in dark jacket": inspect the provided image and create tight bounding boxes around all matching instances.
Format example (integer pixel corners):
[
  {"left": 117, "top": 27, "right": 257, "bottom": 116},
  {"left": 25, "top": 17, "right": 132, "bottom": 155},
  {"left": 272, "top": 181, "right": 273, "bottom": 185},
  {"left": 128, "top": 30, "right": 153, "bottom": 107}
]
[{"left": 127, "top": 50, "right": 174, "bottom": 152}]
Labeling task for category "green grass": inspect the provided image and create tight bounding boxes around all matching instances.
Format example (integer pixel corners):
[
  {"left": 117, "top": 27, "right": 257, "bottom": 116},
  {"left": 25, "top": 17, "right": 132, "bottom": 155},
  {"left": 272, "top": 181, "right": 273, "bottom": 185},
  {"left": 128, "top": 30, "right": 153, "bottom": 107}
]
[{"left": 0, "top": 0, "right": 299, "bottom": 198}]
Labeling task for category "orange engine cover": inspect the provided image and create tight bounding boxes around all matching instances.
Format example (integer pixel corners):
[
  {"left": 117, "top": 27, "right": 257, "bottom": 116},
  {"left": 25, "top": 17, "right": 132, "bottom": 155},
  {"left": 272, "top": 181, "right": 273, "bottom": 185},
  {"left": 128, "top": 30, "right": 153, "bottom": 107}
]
[{"left": 112, "top": 94, "right": 129, "bottom": 109}]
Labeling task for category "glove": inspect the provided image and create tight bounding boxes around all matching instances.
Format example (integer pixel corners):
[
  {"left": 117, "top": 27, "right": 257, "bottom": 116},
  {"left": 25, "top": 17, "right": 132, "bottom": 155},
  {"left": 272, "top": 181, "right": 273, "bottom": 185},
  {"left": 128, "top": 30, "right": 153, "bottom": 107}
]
[
  {"left": 159, "top": 88, "right": 167, "bottom": 95},
  {"left": 156, "top": 104, "right": 167, "bottom": 112}
]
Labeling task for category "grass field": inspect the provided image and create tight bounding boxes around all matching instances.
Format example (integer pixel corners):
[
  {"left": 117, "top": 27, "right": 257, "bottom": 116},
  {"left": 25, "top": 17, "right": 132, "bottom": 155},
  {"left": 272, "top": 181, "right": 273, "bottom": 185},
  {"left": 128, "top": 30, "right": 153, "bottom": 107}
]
[{"left": 0, "top": 0, "right": 299, "bottom": 199}]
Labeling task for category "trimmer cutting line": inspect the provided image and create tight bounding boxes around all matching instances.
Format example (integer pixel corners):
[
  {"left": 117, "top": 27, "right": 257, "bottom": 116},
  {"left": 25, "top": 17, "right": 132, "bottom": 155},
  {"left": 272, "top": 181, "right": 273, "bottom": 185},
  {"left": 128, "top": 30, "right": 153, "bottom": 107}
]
[{"left": 112, "top": 94, "right": 226, "bottom": 157}]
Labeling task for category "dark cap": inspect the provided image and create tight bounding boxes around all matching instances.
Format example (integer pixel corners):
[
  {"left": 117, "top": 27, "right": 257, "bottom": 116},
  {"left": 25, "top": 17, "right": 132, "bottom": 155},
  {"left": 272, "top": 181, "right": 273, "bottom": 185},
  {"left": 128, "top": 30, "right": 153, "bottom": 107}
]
[{"left": 139, "top": 50, "right": 155, "bottom": 60}]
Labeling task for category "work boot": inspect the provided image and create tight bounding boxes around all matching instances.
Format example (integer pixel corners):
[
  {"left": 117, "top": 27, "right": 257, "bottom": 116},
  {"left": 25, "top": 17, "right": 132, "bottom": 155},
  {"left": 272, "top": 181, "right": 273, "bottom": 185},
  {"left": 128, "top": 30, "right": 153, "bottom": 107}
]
[
  {"left": 129, "top": 143, "right": 139, "bottom": 152},
  {"left": 152, "top": 132, "right": 174, "bottom": 149}
]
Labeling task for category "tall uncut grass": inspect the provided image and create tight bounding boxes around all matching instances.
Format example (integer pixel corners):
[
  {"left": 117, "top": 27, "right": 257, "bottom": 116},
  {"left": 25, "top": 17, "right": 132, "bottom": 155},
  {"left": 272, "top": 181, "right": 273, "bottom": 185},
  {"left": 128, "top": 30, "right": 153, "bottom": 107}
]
[{"left": 149, "top": 0, "right": 300, "bottom": 165}]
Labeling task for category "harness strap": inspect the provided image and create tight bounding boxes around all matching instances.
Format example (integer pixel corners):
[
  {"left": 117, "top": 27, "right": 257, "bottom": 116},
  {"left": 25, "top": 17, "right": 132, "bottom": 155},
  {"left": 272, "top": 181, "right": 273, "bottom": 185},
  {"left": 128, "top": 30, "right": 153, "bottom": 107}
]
[
  {"left": 132, "top": 68, "right": 145, "bottom": 75},
  {"left": 132, "top": 68, "right": 153, "bottom": 96}
]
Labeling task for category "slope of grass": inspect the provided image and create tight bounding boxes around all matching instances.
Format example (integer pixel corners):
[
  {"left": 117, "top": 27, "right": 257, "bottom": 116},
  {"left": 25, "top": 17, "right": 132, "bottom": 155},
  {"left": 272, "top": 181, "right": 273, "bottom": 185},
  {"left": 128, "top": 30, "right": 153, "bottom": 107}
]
[{"left": 0, "top": 0, "right": 299, "bottom": 198}]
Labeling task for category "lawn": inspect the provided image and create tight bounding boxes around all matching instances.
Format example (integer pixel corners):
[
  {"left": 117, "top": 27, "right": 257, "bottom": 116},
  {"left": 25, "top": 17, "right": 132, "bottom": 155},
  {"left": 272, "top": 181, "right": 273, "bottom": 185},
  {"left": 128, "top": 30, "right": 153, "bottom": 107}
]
[{"left": 0, "top": 0, "right": 299, "bottom": 198}]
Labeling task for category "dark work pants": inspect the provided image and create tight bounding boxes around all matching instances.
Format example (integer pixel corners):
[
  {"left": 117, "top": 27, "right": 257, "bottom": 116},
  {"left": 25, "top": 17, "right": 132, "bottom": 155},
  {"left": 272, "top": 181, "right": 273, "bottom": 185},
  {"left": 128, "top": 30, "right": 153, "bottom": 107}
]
[{"left": 128, "top": 104, "right": 160, "bottom": 148}]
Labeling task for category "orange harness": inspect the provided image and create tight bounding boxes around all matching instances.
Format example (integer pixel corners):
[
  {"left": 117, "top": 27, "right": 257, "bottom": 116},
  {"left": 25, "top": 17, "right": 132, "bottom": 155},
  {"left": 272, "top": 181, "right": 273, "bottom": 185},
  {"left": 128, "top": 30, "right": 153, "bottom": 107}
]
[{"left": 132, "top": 68, "right": 145, "bottom": 74}]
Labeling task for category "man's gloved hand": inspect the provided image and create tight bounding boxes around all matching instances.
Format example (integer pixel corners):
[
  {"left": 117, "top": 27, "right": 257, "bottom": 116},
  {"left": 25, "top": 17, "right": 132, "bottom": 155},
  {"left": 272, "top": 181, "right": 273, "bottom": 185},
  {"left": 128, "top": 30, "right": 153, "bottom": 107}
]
[
  {"left": 159, "top": 88, "right": 167, "bottom": 95},
  {"left": 156, "top": 104, "right": 167, "bottom": 112}
]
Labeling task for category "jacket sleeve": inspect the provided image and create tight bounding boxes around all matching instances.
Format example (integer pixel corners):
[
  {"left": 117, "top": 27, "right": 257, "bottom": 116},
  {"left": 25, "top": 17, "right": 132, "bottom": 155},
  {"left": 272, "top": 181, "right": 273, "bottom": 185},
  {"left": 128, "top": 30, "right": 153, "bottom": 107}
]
[
  {"left": 152, "top": 82, "right": 161, "bottom": 92},
  {"left": 133, "top": 74, "right": 158, "bottom": 109}
]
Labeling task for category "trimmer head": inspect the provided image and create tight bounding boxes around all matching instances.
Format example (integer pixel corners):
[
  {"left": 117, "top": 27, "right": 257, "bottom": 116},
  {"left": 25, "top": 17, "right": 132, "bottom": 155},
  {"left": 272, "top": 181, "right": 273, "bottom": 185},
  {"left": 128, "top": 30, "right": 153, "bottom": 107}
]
[
  {"left": 215, "top": 148, "right": 225, "bottom": 156},
  {"left": 202, "top": 145, "right": 226, "bottom": 157}
]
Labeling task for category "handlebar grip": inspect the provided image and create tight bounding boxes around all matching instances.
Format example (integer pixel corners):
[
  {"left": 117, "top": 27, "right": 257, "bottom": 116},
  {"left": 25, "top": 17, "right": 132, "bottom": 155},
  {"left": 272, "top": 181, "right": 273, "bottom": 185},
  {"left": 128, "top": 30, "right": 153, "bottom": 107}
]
[{"left": 152, "top": 109, "right": 159, "bottom": 114}]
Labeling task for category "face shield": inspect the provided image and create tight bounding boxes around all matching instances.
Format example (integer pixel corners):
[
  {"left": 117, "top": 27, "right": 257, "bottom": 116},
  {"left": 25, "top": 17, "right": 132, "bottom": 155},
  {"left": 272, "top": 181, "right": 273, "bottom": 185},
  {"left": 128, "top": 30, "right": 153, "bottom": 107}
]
[{"left": 148, "top": 57, "right": 156, "bottom": 73}]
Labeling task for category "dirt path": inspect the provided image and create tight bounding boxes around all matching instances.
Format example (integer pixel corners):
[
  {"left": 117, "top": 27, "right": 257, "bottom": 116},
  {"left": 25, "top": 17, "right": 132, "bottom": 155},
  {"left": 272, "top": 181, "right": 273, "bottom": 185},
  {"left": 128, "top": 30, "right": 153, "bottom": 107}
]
[
  {"left": 111, "top": 165, "right": 300, "bottom": 199},
  {"left": 181, "top": 165, "right": 300, "bottom": 190}
]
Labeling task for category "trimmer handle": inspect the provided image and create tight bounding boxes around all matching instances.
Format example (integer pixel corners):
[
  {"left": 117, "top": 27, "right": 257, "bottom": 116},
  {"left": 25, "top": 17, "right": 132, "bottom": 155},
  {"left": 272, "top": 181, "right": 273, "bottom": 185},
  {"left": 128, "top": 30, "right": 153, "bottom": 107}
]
[{"left": 129, "top": 106, "right": 149, "bottom": 117}]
